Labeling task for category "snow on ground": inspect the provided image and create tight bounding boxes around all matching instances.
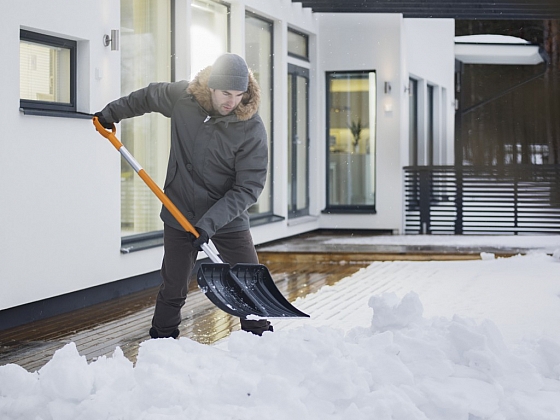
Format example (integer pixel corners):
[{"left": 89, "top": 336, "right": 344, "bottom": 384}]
[{"left": 1, "top": 237, "right": 560, "bottom": 420}]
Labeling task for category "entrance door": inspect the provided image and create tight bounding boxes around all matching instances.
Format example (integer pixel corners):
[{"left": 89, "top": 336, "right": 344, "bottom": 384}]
[{"left": 287, "top": 64, "right": 309, "bottom": 218}]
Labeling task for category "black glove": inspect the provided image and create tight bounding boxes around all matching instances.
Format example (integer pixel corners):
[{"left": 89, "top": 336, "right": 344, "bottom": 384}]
[
  {"left": 190, "top": 228, "right": 209, "bottom": 251},
  {"left": 94, "top": 112, "right": 114, "bottom": 130}
]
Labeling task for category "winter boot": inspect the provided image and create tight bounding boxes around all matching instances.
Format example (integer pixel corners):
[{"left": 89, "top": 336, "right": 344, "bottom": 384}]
[
  {"left": 149, "top": 327, "right": 180, "bottom": 339},
  {"left": 240, "top": 319, "right": 274, "bottom": 336}
]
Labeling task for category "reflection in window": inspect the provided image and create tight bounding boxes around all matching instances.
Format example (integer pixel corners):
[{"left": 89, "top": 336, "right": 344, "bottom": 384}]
[
  {"left": 120, "top": 0, "right": 172, "bottom": 235},
  {"left": 191, "top": 0, "right": 229, "bottom": 77},
  {"left": 287, "top": 28, "right": 308, "bottom": 60},
  {"left": 326, "top": 71, "right": 376, "bottom": 210},
  {"left": 20, "top": 30, "right": 75, "bottom": 112},
  {"left": 245, "top": 13, "right": 273, "bottom": 217}
]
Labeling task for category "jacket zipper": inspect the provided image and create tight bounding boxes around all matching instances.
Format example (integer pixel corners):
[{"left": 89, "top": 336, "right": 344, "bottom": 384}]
[{"left": 204, "top": 115, "right": 211, "bottom": 123}]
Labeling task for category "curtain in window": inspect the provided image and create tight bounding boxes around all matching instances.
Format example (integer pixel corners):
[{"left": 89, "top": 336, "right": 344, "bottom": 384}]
[
  {"left": 245, "top": 14, "right": 273, "bottom": 216},
  {"left": 120, "top": 0, "right": 172, "bottom": 235}
]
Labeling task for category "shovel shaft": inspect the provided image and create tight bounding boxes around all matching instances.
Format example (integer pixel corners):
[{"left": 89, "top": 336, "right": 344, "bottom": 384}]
[
  {"left": 93, "top": 117, "right": 207, "bottom": 244},
  {"left": 93, "top": 117, "right": 308, "bottom": 319}
]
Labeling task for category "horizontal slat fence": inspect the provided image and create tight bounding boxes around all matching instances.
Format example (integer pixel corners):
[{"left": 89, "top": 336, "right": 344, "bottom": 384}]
[{"left": 404, "top": 165, "right": 560, "bottom": 235}]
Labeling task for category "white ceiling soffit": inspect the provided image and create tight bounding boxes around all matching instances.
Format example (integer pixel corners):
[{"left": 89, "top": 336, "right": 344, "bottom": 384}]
[{"left": 455, "top": 34, "right": 544, "bottom": 65}]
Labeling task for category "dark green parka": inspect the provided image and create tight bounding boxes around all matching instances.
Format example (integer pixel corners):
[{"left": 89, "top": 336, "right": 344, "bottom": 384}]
[{"left": 99, "top": 66, "right": 268, "bottom": 237}]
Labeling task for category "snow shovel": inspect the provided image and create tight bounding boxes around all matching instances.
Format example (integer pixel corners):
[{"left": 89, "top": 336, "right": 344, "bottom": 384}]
[{"left": 93, "top": 117, "right": 309, "bottom": 319}]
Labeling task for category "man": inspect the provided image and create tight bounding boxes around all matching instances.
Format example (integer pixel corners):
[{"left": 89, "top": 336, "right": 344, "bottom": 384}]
[{"left": 95, "top": 53, "right": 272, "bottom": 338}]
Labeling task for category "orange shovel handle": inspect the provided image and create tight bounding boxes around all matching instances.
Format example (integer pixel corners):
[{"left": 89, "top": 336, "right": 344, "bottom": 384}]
[{"left": 92, "top": 116, "right": 199, "bottom": 239}]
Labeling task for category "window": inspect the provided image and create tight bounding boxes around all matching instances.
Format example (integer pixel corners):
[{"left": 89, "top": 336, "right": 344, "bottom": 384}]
[
  {"left": 288, "top": 65, "right": 310, "bottom": 218},
  {"left": 120, "top": 0, "right": 172, "bottom": 237},
  {"left": 287, "top": 28, "right": 308, "bottom": 60},
  {"left": 409, "top": 78, "right": 419, "bottom": 166},
  {"left": 191, "top": 0, "right": 229, "bottom": 77},
  {"left": 20, "top": 30, "right": 76, "bottom": 113},
  {"left": 245, "top": 13, "right": 273, "bottom": 219},
  {"left": 427, "top": 84, "right": 434, "bottom": 166},
  {"left": 326, "top": 71, "right": 376, "bottom": 212}
]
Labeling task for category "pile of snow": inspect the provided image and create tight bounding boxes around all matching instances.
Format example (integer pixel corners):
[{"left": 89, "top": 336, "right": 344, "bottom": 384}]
[{"left": 1, "top": 253, "right": 560, "bottom": 419}]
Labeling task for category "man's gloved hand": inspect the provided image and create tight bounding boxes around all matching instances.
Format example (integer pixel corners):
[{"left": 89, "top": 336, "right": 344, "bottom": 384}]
[
  {"left": 94, "top": 112, "right": 114, "bottom": 130},
  {"left": 190, "top": 228, "right": 209, "bottom": 251}
]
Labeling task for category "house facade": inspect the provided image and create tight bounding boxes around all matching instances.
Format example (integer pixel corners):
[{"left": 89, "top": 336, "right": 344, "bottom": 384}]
[{"left": 0, "top": 0, "right": 455, "bottom": 325}]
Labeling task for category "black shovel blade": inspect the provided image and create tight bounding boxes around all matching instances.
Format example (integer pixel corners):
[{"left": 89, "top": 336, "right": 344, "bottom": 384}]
[
  {"left": 197, "top": 264, "right": 266, "bottom": 318},
  {"left": 197, "top": 263, "right": 310, "bottom": 319}
]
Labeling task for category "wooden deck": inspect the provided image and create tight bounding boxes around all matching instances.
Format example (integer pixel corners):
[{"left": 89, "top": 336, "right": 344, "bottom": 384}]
[
  {"left": 0, "top": 260, "right": 367, "bottom": 372},
  {"left": 0, "top": 230, "right": 521, "bottom": 372}
]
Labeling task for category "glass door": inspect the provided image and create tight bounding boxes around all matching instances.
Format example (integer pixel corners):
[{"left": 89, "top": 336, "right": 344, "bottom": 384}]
[
  {"left": 287, "top": 64, "right": 309, "bottom": 218},
  {"left": 326, "top": 71, "right": 376, "bottom": 211}
]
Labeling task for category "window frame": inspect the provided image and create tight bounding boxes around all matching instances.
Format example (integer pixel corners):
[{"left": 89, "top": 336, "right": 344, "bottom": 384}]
[
  {"left": 287, "top": 28, "right": 309, "bottom": 61},
  {"left": 324, "top": 70, "right": 377, "bottom": 214},
  {"left": 245, "top": 11, "right": 276, "bottom": 223},
  {"left": 19, "top": 29, "right": 77, "bottom": 114},
  {"left": 287, "top": 64, "right": 310, "bottom": 219},
  {"left": 119, "top": 0, "right": 173, "bottom": 245}
]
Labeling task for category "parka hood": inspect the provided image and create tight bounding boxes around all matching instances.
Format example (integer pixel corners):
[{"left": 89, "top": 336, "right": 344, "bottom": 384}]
[{"left": 187, "top": 66, "right": 261, "bottom": 121}]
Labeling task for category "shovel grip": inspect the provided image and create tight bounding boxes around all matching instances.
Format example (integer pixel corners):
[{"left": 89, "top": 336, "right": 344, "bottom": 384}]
[
  {"left": 93, "top": 117, "right": 122, "bottom": 150},
  {"left": 92, "top": 116, "right": 200, "bottom": 239}
]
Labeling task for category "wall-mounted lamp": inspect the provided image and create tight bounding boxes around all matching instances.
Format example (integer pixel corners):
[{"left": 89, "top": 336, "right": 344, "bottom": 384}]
[
  {"left": 384, "top": 81, "right": 392, "bottom": 94},
  {"left": 103, "top": 29, "right": 120, "bottom": 51}
]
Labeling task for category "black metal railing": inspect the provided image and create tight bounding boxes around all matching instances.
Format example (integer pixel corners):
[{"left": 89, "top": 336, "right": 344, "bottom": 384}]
[{"left": 404, "top": 165, "right": 560, "bottom": 235}]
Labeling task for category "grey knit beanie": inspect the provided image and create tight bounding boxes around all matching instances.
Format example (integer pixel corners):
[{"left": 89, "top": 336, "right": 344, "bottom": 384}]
[{"left": 208, "top": 53, "right": 249, "bottom": 92}]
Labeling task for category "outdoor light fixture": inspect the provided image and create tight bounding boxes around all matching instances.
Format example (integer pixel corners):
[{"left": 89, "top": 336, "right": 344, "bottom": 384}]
[
  {"left": 103, "top": 29, "right": 120, "bottom": 51},
  {"left": 384, "top": 81, "right": 392, "bottom": 94}
]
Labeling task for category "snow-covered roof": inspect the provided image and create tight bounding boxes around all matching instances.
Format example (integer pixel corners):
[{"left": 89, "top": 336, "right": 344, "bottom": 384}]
[{"left": 455, "top": 34, "right": 544, "bottom": 65}]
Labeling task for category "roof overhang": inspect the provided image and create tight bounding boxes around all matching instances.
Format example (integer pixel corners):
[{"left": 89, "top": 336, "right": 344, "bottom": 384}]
[
  {"left": 455, "top": 35, "right": 544, "bottom": 65},
  {"left": 292, "top": 0, "right": 560, "bottom": 19}
]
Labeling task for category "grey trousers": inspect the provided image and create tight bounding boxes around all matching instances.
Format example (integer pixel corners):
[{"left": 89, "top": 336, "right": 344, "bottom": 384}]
[{"left": 151, "top": 224, "right": 270, "bottom": 336}]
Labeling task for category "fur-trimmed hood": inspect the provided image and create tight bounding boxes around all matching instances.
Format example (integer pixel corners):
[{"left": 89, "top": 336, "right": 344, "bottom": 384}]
[{"left": 187, "top": 66, "right": 261, "bottom": 122}]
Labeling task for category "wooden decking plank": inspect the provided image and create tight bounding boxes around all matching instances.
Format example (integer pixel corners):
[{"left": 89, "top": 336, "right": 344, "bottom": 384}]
[{"left": 3, "top": 240, "right": 426, "bottom": 371}]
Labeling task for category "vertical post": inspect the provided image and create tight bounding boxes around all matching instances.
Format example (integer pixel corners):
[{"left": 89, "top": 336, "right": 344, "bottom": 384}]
[
  {"left": 454, "top": 167, "right": 463, "bottom": 234},
  {"left": 419, "top": 168, "right": 431, "bottom": 234},
  {"left": 513, "top": 167, "right": 519, "bottom": 235}
]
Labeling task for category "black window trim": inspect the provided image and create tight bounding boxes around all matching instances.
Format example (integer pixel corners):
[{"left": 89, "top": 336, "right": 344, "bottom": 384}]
[{"left": 20, "top": 29, "right": 77, "bottom": 114}]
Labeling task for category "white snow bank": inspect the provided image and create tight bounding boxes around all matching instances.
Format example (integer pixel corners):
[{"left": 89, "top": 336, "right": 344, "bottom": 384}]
[
  {"left": 2, "top": 253, "right": 560, "bottom": 420},
  {"left": 2, "top": 288, "right": 560, "bottom": 419}
]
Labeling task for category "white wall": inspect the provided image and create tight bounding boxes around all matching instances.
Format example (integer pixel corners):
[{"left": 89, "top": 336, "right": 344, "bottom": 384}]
[
  {"left": 0, "top": 0, "right": 456, "bottom": 312},
  {"left": 312, "top": 14, "right": 456, "bottom": 234},
  {"left": 0, "top": 0, "right": 148, "bottom": 311},
  {"left": 404, "top": 18, "right": 456, "bottom": 165},
  {"left": 0, "top": 0, "right": 319, "bottom": 311},
  {"left": 316, "top": 13, "right": 406, "bottom": 232}
]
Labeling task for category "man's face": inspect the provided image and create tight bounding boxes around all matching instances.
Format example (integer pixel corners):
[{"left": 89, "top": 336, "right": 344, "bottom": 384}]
[{"left": 210, "top": 89, "right": 245, "bottom": 116}]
